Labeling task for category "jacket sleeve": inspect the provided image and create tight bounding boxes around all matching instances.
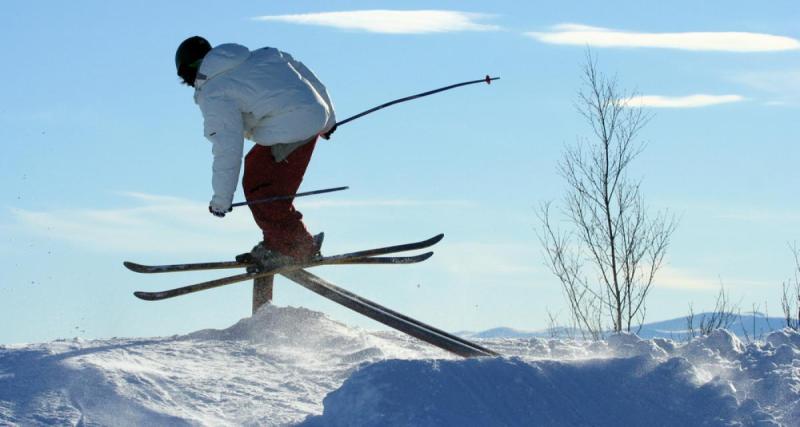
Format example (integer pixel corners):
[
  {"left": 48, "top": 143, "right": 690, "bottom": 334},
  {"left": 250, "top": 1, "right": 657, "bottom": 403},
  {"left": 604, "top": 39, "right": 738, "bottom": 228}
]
[
  {"left": 285, "top": 54, "right": 337, "bottom": 133},
  {"left": 197, "top": 94, "right": 244, "bottom": 210}
]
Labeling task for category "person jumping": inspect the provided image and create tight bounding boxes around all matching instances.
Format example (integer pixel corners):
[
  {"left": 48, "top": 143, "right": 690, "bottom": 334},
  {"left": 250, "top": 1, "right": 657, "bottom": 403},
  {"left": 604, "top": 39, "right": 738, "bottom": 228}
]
[{"left": 174, "top": 36, "right": 336, "bottom": 310}]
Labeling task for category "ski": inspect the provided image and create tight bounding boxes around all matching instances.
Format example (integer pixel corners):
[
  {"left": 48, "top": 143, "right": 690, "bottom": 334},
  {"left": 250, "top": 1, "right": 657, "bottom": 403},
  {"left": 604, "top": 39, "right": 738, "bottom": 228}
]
[
  {"left": 133, "top": 235, "right": 443, "bottom": 301},
  {"left": 282, "top": 269, "right": 499, "bottom": 358},
  {"left": 125, "top": 234, "right": 443, "bottom": 274},
  {"left": 134, "top": 252, "right": 433, "bottom": 301},
  {"left": 127, "top": 254, "right": 432, "bottom": 275}
]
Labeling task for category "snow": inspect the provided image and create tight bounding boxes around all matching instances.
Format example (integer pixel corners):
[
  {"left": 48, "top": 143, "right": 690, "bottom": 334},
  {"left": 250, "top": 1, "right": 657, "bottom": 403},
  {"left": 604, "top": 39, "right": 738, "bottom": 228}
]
[{"left": 2, "top": 306, "right": 799, "bottom": 426}]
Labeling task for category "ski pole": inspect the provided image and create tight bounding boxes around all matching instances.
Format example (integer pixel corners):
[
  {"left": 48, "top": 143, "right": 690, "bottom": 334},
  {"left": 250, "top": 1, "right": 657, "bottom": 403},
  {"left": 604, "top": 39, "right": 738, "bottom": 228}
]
[
  {"left": 231, "top": 186, "right": 349, "bottom": 208},
  {"left": 324, "top": 75, "right": 499, "bottom": 137}
]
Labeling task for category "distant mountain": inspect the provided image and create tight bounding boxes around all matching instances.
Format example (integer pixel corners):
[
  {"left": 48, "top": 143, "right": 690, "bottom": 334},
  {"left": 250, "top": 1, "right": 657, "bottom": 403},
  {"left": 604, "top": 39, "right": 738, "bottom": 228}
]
[
  {"left": 459, "top": 312, "right": 791, "bottom": 341},
  {"left": 457, "top": 327, "right": 542, "bottom": 339},
  {"left": 639, "top": 312, "right": 786, "bottom": 341}
]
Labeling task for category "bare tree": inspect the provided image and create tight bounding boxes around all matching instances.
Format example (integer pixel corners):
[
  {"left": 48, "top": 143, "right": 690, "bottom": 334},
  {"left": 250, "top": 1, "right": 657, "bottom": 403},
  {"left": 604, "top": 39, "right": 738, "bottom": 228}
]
[
  {"left": 685, "top": 284, "right": 738, "bottom": 341},
  {"left": 545, "top": 308, "right": 578, "bottom": 339},
  {"left": 782, "top": 243, "right": 800, "bottom": 330},
  {"left": 740, "top": 302, "right": 772, "bottom": 344},
  {"left": 539, "top": 53, "right": 677, "bottom": 338}
]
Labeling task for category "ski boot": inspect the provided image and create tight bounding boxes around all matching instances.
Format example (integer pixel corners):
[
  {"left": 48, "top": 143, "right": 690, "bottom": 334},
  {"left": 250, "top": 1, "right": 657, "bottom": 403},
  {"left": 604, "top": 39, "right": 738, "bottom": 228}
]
[{"left": 236, "top": 233, "right": 324, "bottom": 273}]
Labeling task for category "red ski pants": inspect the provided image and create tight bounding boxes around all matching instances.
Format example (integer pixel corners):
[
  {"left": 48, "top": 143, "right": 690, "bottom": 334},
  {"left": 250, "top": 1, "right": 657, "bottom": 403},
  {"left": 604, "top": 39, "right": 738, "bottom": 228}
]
[{"left": 242, "top": 138, "right": 317, "bottom": 259}]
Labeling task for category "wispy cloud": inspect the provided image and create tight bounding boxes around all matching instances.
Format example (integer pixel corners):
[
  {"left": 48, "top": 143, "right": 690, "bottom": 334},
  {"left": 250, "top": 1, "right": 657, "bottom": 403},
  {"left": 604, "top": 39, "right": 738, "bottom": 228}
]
[
  {"left": 655, "top": 267, "right": 770, "bottom": 291},
  {"left": 252, "top": 10, "right": 500, "bottom": 34},
  {"left": 526, "top": 24, "right": 800, "bottom": 52},
  {"left": 621, "top": 94, "right": 744, "bottom": 108},
  {"left": 732, "top": 70, "right": 800, "bottom": 106},
  {"left": 715, "top": 208, "right": 800, "bottom": 224},
  {"left": 10, "top": 195, "right": 256, "bottom": 255},
  {"left": 436, "top": 242, "right": 540, "bottom": 280},
  {"left": 655, "top": 267, "right": 720, "bottom": 291},
  {"left": 667, "top": 200, "right": 800, "bottom": 225},
  {"left": 9, "top": 193, "right": 471, "bottom": 255}
]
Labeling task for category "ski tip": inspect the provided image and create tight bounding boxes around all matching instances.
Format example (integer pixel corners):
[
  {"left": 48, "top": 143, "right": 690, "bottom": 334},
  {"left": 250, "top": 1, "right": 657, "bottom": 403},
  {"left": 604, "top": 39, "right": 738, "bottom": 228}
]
[
  {"left": 124, "top": 261, "right": 149, "bottom": 273},
  {"left": 133, "top": 291, "right": 158, "bottom": 301},
  {"left": 430, "top": 233, "right": 445, "bottom": 244}
]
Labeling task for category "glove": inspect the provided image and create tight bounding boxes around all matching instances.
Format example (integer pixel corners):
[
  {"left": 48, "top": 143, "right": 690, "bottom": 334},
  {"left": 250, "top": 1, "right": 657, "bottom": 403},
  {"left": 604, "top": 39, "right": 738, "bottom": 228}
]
[
  {"left": 320, "top": 124, "right": 337, "bottom": 140},
  {"left": 209, "top": 204, "right": 231, "bottom": 218}
]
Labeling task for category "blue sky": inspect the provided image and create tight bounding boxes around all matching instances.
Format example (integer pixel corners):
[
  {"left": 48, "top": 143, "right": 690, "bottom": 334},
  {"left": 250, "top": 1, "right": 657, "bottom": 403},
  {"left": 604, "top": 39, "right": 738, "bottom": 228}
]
[{"left": 1, "top": 1, "right": 798, "bottom": 344}]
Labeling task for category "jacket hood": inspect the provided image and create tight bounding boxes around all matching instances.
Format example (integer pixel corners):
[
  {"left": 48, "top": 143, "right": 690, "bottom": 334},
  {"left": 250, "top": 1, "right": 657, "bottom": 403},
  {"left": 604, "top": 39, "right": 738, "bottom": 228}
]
[{"left": 195, "top": 43, "right": 251, "bottom": 88}]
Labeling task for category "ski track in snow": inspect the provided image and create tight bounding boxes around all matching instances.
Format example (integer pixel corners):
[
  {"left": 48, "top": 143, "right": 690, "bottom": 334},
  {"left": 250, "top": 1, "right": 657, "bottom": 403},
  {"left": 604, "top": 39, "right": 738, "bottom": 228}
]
[{"left": 1, "top": 305, "right": 798, "bottom": 426}]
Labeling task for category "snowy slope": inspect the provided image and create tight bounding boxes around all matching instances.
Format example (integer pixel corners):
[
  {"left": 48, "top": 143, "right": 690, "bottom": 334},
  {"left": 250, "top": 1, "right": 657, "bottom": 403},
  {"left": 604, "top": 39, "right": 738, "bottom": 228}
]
[
  {"left": 307, "top": 332, "right": 799, "bottom": 426},
  {"left": 2, "top": 306, "right": 799, "bottom": 426}
]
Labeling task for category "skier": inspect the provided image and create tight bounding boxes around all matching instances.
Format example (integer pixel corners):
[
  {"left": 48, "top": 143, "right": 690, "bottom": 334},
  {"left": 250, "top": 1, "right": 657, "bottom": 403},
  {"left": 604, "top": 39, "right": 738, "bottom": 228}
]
[
  {"left": 175, "top": 36, "right": 335, "bottom": 309},
  {"left": 175, "top": 36, "right": 335, "bottom": 261}
]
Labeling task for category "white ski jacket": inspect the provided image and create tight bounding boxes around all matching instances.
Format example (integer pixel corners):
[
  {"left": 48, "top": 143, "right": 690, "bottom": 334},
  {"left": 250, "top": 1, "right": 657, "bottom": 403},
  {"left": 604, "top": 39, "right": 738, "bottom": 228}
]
[{"left": 194, "top": 43, "right": 336, "bottom": 211}]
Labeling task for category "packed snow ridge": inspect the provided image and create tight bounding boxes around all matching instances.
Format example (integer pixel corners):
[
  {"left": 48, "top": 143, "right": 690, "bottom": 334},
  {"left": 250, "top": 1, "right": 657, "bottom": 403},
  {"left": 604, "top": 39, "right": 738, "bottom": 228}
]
[{"left": 1, "top": 306, "right": 798, "bottom": 426}]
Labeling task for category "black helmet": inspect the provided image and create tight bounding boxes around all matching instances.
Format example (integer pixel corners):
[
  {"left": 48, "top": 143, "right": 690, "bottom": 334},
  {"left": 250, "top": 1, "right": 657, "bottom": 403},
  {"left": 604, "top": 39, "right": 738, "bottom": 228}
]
[{"left": 175, "top": 36, "right": 211, "bottom": 86}]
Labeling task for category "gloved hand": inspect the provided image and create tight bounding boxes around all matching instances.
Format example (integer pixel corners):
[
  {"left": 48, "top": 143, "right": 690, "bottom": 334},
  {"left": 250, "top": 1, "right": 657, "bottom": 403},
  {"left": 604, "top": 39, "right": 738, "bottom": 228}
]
[
  {"left": 320, "top": 124, "right": 337, "bottom": 140},
  {"left": 209, "top": 203, "right": 232, "bottom": 218}
]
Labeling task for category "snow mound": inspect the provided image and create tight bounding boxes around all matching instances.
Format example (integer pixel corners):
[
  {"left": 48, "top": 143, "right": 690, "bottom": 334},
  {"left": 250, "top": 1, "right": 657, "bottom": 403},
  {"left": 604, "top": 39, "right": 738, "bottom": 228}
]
[
  {"left": 184, "top": 305, "right": 382, "bottom": 362},
  {"left": 307, "top": 329, "right": 800, "bottom": 426},
  {"left": 0, "top": 306, "right": 446, "bottom": 426},
  {"left": 304, "top": 357, "right": 746, "bottom": 426},
  {"left": 1, "top": 307, "right": 798, "bottom": 426}
]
